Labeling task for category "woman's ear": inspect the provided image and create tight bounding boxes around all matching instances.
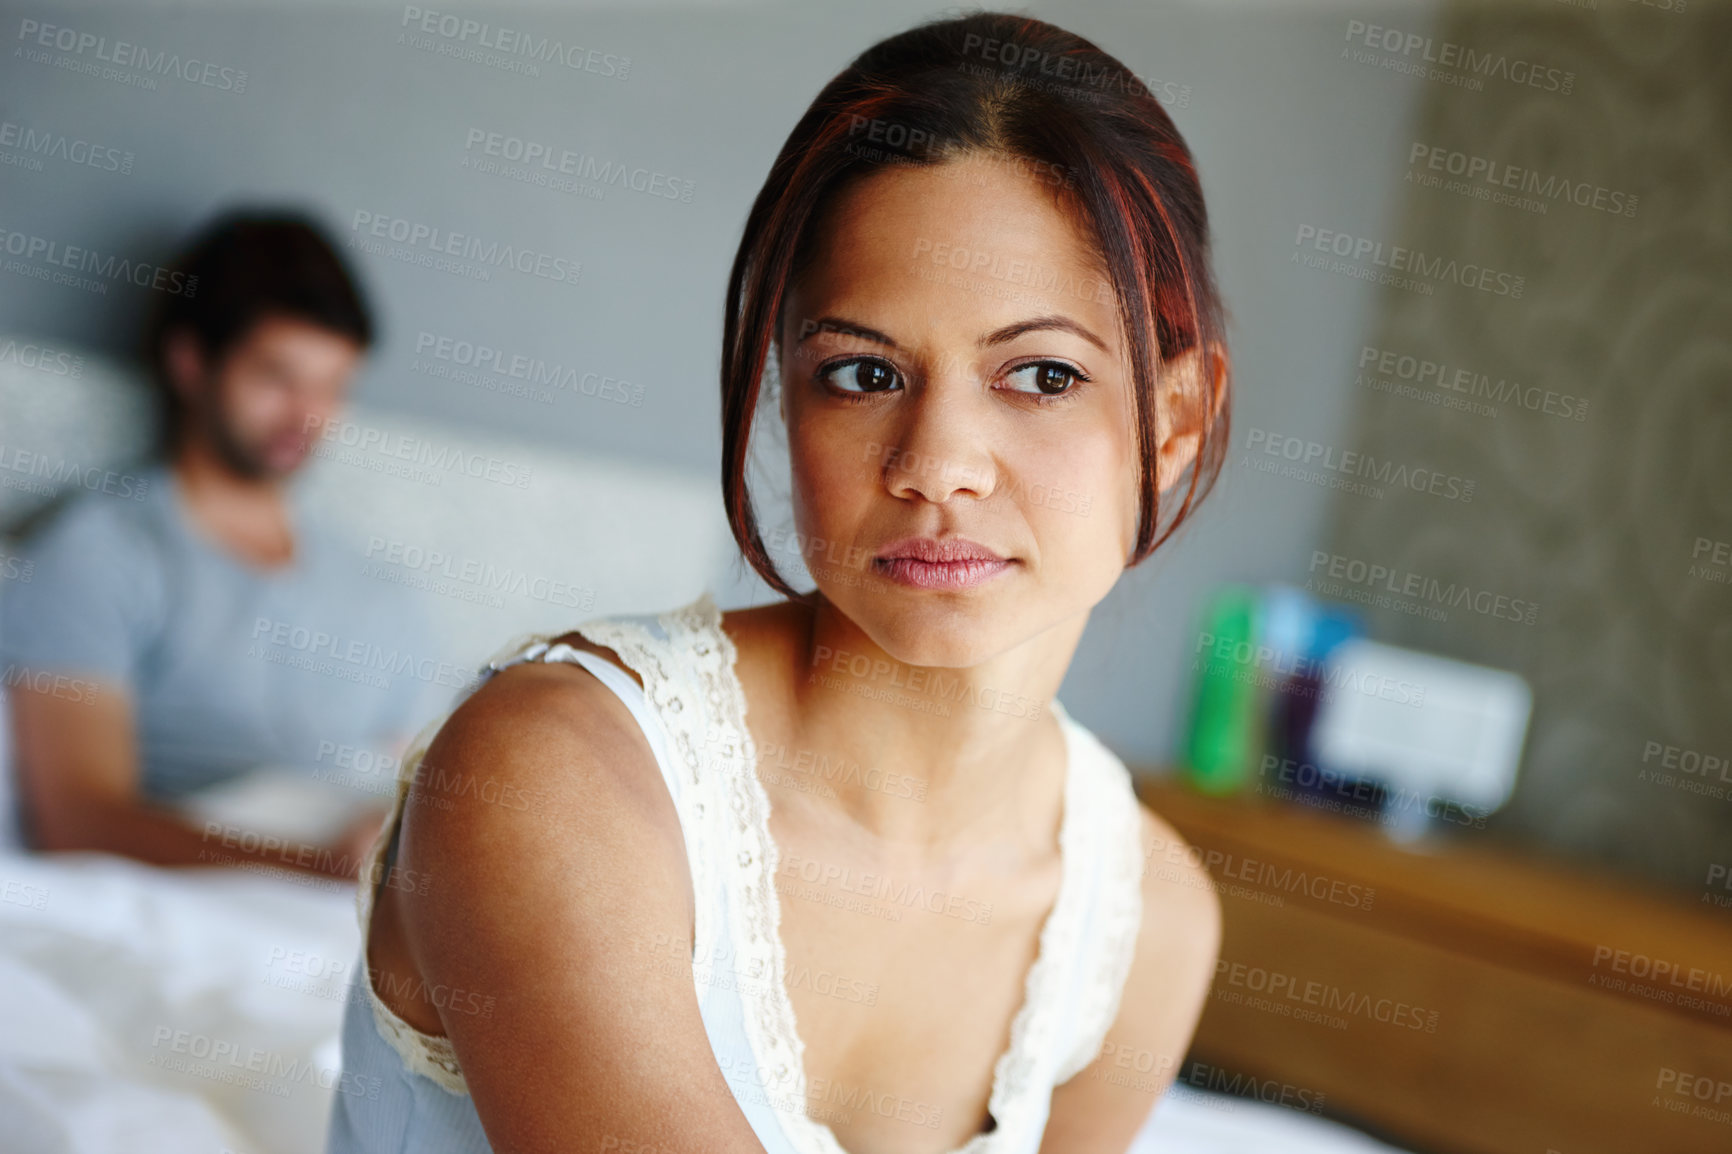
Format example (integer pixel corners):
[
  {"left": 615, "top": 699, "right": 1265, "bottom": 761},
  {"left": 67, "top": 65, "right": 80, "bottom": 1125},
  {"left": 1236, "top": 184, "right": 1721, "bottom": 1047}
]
[{"left": 1153, "top": 340, "right": 1229, "bottom": 495}]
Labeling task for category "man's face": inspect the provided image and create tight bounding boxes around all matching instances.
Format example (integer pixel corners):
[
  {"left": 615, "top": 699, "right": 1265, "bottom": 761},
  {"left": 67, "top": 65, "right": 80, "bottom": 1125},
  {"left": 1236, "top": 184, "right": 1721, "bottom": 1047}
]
[{"left": 172, "top": 313, "right": 362, "bottom": 479}]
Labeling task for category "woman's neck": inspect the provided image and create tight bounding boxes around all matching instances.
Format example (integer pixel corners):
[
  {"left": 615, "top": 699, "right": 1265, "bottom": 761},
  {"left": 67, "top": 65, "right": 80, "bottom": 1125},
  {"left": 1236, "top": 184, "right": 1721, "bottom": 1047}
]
[{"left": 726, "top": 595, "right": 1085, "bottom": 856}]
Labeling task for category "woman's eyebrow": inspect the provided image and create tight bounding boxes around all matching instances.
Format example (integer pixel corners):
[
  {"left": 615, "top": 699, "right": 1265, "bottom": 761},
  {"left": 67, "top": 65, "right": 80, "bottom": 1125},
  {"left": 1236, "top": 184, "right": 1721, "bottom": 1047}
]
[
  {"left": 982, "top": 315, "right": 1108, "bottom": 352},
  {"left": 796, "top": 316, "right": 901, "bottom": 348},
  {"left": 794, "top": 313, "right": 1107, "bottom": 353}
]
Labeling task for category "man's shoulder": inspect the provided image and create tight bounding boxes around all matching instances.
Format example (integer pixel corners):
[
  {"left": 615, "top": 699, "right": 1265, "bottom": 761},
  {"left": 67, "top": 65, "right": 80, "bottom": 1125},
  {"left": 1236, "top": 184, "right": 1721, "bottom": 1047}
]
[
  {"left": 15, "top": 466, "right": 169, "bottom": 564},
  {"left": 0, "top": 465, "right": 174, "bottom": 670}
]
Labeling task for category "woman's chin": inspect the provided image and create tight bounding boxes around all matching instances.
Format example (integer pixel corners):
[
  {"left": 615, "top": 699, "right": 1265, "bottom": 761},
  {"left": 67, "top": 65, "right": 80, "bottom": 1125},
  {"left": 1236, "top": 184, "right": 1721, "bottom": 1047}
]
[{"left": 832, "top": 595, "right": 1029, "bottom": 671}]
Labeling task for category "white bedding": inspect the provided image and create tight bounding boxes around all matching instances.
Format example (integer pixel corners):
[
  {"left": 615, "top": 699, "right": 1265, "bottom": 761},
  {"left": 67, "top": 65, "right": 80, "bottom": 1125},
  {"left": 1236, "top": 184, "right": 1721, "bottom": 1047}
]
[
  {"left": 0, "top": 849, "right": 1414, "bottom": 1154},
  {"left": 0, "top": 850, "right": 360, "bottom": 1154}
]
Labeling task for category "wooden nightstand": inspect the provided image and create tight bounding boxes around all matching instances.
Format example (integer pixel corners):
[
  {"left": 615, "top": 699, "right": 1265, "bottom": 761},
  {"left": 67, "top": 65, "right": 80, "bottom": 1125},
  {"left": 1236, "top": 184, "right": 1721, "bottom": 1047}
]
[{"left": 1134, "top": 773, "right": 1732, "bottom": 1154}]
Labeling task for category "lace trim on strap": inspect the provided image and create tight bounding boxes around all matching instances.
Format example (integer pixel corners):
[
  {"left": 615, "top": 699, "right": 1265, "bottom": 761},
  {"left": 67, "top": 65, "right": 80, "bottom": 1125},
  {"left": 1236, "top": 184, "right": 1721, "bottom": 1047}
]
[
  {"left": 1051, "top": 726, "right": 1147, "bottom": 1085},
  {"left": 693, "top": 589, "right": 1096, "bottom": 1154},
  {"left": 686, "top": 598, "right": 816, "bottom": 1137}
]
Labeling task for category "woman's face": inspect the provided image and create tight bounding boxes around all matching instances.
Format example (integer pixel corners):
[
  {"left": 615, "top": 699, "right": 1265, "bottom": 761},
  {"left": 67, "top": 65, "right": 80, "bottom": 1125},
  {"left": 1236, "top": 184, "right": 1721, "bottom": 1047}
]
[{"left": 778, "top": 151, "right": 1141, "bottom": 668}]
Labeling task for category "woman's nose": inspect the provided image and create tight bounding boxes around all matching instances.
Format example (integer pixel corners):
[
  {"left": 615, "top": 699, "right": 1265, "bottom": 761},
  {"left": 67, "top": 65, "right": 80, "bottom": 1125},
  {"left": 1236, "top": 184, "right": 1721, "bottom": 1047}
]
[{"left": 880, "top": 371, "right": 998, "bottom": 504}]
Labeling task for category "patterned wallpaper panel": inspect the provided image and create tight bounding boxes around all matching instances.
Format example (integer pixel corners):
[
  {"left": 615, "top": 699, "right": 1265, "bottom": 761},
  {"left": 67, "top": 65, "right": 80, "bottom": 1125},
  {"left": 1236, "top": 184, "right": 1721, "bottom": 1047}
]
[{"left": 1322, "top": 0, "right": 1732, "bottom": 893}]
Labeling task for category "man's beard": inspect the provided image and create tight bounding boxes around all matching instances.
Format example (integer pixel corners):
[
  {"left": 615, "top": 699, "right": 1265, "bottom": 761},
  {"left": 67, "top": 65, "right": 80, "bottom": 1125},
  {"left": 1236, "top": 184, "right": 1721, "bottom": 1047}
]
[{"left": 199, "top": 403, "right": 290, "bottom": 481}]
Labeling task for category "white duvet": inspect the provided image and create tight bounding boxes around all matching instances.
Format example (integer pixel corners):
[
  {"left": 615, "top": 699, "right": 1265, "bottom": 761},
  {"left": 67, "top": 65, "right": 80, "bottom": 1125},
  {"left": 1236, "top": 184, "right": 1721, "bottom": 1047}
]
[
  {"left": 0, "top": 849, "right": 1411, "bottom": 1154},
  {"left": 0, "top": 850, "right": 360, "bottom": 1154}
]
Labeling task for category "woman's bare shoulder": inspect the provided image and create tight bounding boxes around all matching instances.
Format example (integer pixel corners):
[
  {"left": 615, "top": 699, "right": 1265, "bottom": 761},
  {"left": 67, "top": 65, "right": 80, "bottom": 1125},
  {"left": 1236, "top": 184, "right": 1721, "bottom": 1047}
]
[
  {"left": 397, "top": 652, "right": 685, "bottom": 874},
  {"left": 376, "top": 649, "right": 762, "bottom": 1151},
  {"left": 1114, "top": 801, "right": 1222, "bottom": 1064},
  {"left": 1133, "top": 801, "right": 1222, "bottom": 957}
]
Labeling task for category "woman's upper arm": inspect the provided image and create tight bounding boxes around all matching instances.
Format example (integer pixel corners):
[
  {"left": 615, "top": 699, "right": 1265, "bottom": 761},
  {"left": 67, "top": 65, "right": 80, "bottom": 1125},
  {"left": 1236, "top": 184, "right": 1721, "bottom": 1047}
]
[
  {"left": 1040, "top": 805, "right": 1223, "bottom": 1154},
  {"left": 394, "top": 661, "right": 768, "bottom": 1154}
]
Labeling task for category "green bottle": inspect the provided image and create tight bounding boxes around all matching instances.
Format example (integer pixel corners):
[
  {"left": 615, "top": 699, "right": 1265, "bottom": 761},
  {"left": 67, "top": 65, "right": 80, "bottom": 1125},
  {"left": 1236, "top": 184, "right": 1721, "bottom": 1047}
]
[{"left": 1181, "top": 585, "right": 1262, "bottom": 795}]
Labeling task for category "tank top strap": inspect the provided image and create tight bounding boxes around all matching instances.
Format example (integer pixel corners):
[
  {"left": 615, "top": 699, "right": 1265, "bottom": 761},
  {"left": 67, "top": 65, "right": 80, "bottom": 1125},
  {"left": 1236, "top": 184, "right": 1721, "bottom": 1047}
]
[
  {"left": 488, "top": 638, "right": 684, "bottom": 812},
  {"left": 1047, "top": 707, "right": 1147, "bottom": 1086}
]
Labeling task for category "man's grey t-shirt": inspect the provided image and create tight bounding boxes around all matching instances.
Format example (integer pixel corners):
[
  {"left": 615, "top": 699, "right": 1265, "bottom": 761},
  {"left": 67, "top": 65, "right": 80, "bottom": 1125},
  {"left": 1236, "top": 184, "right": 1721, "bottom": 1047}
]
[{"left": 0, "top": 462, "right": 457, "bottom": 804}]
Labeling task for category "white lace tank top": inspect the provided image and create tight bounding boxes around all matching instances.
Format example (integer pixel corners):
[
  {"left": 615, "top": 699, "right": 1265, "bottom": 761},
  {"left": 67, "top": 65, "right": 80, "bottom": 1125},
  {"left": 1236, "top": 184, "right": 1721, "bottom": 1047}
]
[{"left": 327, "top": 593, "right": 1145, "bottom": 1154}]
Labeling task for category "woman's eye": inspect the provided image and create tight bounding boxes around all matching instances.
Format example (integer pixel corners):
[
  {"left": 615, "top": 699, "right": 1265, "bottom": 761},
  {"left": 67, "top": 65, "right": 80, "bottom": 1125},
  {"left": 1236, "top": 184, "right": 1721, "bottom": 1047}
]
[
  {"left": 1003, "top": 361, "right": 1084, "bottom": 396},
  {"left": 819, "top": 358, "right": 901, "bottom": 394}
]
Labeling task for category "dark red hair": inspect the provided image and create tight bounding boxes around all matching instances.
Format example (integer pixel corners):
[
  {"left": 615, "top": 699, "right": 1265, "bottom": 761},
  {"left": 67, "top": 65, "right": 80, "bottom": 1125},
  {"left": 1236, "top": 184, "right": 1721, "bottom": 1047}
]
[{"left": 722, "top": 10, "right": 1231, "bottom": 599}]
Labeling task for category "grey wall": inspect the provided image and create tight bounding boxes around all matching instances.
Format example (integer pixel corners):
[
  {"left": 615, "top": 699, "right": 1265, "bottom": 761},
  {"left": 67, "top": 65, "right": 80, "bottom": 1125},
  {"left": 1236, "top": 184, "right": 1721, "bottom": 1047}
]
[{"left": 0, "top": 0, "right": 1436, "bottom": 766}]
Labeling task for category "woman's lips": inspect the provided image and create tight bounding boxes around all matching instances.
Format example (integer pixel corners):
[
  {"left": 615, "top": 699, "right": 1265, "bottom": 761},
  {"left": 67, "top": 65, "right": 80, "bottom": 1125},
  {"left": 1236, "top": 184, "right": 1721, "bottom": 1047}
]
[
  {"left": 873, "top": 556, "right": 1012, "bottom": 589},
  {"left": 871, "top": 537, "right": 1012, "bottom": 590}
]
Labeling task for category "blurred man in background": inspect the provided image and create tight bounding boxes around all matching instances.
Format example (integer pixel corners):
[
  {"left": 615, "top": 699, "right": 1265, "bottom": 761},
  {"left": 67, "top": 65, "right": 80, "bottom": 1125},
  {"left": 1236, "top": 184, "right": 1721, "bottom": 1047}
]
[{"left": 0, "top": 211, "right": 440, "bottom": 880}]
